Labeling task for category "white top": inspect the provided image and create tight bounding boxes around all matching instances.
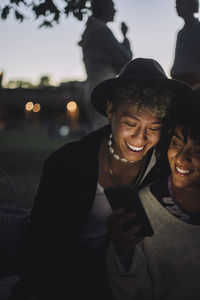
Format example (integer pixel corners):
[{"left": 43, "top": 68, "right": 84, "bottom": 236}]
[
  {"left": 78, "top": 183, "right": 112, "bottom": 251},
  {"left": 78, "top": 150, "right": 157, "bottom": 252}
]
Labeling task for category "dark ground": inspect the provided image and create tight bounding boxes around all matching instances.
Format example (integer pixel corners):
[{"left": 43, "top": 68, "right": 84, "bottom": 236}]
[{"left": 0, "top": 124, "right": 75, "bottom": 209}]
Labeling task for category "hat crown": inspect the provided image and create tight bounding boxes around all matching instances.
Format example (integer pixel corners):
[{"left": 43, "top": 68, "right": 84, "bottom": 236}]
[
  {"left": 91, "top": 57, "right": 193, "bottom": 117},
  {"left": 117, "top": 58, "right": 167, "bottom": 79}
]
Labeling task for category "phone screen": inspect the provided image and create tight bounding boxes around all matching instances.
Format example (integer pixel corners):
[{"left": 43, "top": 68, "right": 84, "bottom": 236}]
[{"left": 104, "top": 185, "right": 154, "bottom": 237}]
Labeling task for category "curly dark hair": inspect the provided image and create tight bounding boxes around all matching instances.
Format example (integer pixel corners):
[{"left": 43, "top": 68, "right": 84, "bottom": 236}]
[
  {"left": 157, "top": 90, "right": 200, "bottom": 161},
  {"left": 111, "top": 83, "right": 174, "bottom": 119}
]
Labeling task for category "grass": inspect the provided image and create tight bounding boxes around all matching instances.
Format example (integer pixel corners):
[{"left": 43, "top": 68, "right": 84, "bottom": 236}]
[{"left": 0, "top": 124, "right": 75, "bottom": 208}]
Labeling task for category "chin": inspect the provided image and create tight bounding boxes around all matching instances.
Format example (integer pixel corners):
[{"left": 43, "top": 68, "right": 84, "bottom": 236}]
[
  {"left": 172, "top": 175, "right": 190, "bottom": 190},
  {"left": 173, "top": 182, "right": 187, "bottom": 190},
  {"left": 129, "top": 154, "right": 144, "bottom": 163}
]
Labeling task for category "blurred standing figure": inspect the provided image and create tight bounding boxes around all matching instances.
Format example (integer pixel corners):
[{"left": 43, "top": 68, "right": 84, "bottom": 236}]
[
  {"left": 170, "top": 0, "right": 200, "bottom": 88},
  {"left": 79, "top": 0, "right": 133, "bottom": 132}
]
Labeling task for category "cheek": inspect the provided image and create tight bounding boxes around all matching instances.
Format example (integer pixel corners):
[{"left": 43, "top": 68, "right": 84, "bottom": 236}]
[
  {"left": 167, "top": 148, "right": 171, "bottom": 159},
  {"left": 112, "top": 126, "right": 128, "bottom": 146},
  {"left": 167, "top": 148, "right": 174, "bottom": 162},
  {"left": 115, "top": 125, "right": 131, "bottom": 138},
  {"left": 167, "top": 153, "right": 173, "bottom": 170},
  {"left": 150, "top": 133, "right": 161, "bottom": 146},
  {"left": 193, "top": 160, "right": 200, "bottom": 171}
]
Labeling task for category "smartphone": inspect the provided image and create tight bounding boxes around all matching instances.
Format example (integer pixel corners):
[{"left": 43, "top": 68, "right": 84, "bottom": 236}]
[{"left": 104, "top": 185, "right": 154, "bottom": 237}]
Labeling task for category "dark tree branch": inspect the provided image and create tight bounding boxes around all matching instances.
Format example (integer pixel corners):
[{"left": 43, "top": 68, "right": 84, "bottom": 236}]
[
  {"left": 1, "top": 6, "right": 10, "bottom": 20},
  {"left": 1, "top": 0, "right": 91, "bottom": 27},
  {"left": 15, "top": 10, "right": 24, "bottom": 21}
]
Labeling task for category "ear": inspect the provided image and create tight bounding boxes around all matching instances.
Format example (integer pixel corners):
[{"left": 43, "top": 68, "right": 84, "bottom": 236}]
[{"left": 106, "top": 101, "right": 114, "bottom": 121}]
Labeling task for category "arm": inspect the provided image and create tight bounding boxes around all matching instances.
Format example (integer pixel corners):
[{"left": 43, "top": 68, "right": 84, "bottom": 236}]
[
  {"left": 99, "top": 25, "right": 133, "bottom": 73},
  {"left": 14, "top": 152, "right": 79, "bottom": 299},
  {"left": 106, "top": 210, "right": 152, "bottom": 300},
  {"left": 120, "top": 21, "right": 132, "bottom": 58}
]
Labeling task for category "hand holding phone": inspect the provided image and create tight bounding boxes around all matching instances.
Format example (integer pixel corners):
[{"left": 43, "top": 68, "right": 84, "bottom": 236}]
[{"left": 104, "top": 185, "right": 154, "bottom": 237}]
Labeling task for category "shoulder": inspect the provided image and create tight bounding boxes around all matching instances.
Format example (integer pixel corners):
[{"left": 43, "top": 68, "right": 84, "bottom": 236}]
[
  {"left": 139, "top": 185, "right": 152, "bottom": 199},
  {"left": 192, "top": 19, "right": 200, "bottom": 29},
  {"left": 140, "top": 150, "right": 170, "bottom": 188},
  {"left": 149, "top": 177, "right": 169, "bottom": 198},
  {"left": 138, "top": 178, "right": 169, "bottom": 219},
  {"left": 139, "top": 177, "right": 169, "bottom": 200},
  {"left": 45, "top": 125, "right": 110, "bottom": 167}
]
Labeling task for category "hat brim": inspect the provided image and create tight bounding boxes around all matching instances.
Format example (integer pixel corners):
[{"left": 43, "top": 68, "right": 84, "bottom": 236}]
[{"left": 91, "top": 76, "right": 193, "bottom": 116}]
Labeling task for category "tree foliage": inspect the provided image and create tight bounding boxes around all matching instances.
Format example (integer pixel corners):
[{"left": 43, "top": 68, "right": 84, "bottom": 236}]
[{"left": 1, "top": 0, "right": 91, "bottom": 27}]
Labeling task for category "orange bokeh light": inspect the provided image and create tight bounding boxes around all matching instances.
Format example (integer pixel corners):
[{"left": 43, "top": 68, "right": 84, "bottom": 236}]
[
  {"left": 33, "top": 103, "right": 41, "bottom": 113},
  {"left": 66, "top": 101, "right": 78, "bottom": 113}
]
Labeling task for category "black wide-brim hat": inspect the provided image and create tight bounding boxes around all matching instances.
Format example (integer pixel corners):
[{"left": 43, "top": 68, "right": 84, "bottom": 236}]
[{"left": 91, "top": 57, "right": 193, "bottom": 116}]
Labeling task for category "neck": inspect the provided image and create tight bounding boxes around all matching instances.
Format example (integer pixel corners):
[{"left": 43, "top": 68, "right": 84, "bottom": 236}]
[
  {"left": 93, "top": 15, "right": 109, "bottom": 23},
  {"left": 106, "top": 137, "right": 146, "bottom": 186},
  {"left": 173, "top": 185, "right": 200, "bottom": 213},
  {"left": 183, "top": 15, "right": 196, "bottom": 25}
]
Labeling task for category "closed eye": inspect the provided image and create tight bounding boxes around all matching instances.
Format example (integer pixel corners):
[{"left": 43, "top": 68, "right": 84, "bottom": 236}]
[
  {"left": 125, "top": 122, "right": 137, "bottom": 128},
  {"left": 149, "top": 127, "right": 162, "bottom": 132},
  {"left": 172, "top": 139, "right": 182, "bottom": 147}
]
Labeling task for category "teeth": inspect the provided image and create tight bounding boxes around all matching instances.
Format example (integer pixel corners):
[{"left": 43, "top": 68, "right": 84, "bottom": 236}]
[
  {"left": 176, "top": 166, "right": 190, "bottom": 174},
  {"left": 127, "top": 142, "right": 144, "bottom": 151}
]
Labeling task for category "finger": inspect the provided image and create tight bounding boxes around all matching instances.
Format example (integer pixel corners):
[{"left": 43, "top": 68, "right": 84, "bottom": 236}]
[
  {"left": 113, "top": 212, "right": 137, "bottom": 230},
  {"left": 128, "top": 236, "right": 144, "bottom": 245},
  {"left": 120, "top": 225, "right": 142, "bottom": 240},
  {"left": 107, "top": 212, "right": 137, "bottom": 236},
  {"left": 106, "top": 208, "right": 125, "bottom": 227}
]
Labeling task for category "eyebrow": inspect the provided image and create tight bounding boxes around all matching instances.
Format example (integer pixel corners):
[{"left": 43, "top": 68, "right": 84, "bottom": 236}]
[
  {"left": 121, "top": 111, "right": 162, "bottom": 124},
  {"left": 173, "top": 131, "right": 200, "bottom": 146},
  {"left": 173, "top": 132, "right": 182, "bottom": 140}
]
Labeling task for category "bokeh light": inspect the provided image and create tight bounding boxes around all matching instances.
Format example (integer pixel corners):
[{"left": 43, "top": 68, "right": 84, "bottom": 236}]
[
  {"left": 25, "top": 101, "right": 34, "bottom": 111},
  {"left": 59, "top": 125, "right": 70, "bottom": 137},
  {"left": 66, "top": 101, "right": 78, "bottom": 113},
  {"left": 33, "top": 103, "right": 41, "bottom": 113}
]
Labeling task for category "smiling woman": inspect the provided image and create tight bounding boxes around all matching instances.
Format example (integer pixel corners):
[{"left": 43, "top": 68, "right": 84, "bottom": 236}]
[
  {"left": 105, "top": 83, "right": 168, "bottom": 164},
  {"left": 168, "top": 128, "right": 200, "bottom": 188},
  {"left": 103, "top": 99, "right": 164, "bottom": 186},
  {"left": 167, "top": 93, "right": 200, "bottom": 212}
]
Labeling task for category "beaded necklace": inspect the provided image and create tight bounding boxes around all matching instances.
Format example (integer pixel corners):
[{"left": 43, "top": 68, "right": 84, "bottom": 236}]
[
  {"left": 107, "top": 134, "right": 147, "bottom": 186},
  {"left": 108, "top": 134, "right": 135, "bottom": 163}
]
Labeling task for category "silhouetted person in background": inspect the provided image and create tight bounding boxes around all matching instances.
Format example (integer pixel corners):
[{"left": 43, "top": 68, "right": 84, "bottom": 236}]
[
  {"left": 171, "top": 0, "right": 200, "bottom": 88},
  {"left": 79, "top": 0, "right": 133, "bottom": 132},
  {"left": 0, "top": 71, "right": 3, "bottom": 89}
]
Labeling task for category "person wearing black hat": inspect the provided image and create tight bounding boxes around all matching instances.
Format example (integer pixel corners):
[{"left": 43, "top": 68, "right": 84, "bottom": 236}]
[{"left": 9, "top": 58, "right": 193, "bottom": 300}]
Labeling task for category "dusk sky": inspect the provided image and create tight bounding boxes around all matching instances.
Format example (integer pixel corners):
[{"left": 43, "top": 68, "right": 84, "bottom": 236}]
[{"left": 1, "top": 0, "right": 198, "bottom": 86}]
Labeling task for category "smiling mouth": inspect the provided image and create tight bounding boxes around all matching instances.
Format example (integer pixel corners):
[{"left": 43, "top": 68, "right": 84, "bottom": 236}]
[
  {"left": 126, "top": 141, "right": 144, "bottom": 152},
  {"left": 175, "top": 166, "right": 190, "bottom": 175}
]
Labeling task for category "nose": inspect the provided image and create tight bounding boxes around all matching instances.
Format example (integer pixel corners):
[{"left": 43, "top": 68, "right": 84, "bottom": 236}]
[
  {"left": 175, "top": 148, "right": 192, "bottom": 164},
  {"left": 132, "top": 128, "right": 147, "bottom": 144}
]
